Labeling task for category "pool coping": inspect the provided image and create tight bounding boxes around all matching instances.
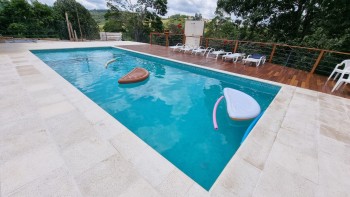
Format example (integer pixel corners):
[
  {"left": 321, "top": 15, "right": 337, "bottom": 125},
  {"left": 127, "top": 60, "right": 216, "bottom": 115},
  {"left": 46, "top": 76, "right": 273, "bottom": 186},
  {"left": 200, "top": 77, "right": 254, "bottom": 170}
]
[
  {"left": 2, "top": 41, "right": 349, "bottom": 196},
  {"left": 31, "top": 44, "right": 291, "bottom": 193}
]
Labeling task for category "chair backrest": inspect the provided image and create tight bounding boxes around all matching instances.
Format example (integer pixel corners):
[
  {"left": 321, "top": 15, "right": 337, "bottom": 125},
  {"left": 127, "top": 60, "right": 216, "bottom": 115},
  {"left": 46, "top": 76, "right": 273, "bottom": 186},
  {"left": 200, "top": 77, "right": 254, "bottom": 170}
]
[
  {"left": 342, "top": 60, "right": 350, "bottom": 69},
  {"left": 251, "top": 54, "right": 264, "bottom": 59}
]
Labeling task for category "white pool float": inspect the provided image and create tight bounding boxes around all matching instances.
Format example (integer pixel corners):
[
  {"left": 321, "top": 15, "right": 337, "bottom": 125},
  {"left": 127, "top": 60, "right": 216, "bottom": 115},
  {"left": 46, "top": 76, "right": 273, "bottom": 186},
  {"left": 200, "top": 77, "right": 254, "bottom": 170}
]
[
  {"left": 213, "top": 88, "right": 261, "bottom": 129},
  {"left": 105, "top": 58, "right": 117, "bottom": 68}
]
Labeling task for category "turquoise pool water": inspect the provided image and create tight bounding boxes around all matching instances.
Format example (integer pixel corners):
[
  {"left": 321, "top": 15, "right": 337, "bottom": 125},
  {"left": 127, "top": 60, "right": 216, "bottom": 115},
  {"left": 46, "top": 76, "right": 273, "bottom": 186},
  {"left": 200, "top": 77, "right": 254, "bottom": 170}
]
[{"left": 32, "top": 47, "right": 280, "bottom": 190}]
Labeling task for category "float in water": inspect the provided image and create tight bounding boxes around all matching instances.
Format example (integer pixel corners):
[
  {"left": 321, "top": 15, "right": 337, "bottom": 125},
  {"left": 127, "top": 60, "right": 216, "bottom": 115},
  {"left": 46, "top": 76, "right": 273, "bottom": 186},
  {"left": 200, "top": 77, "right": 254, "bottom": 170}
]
[
  {"left": 105, "top": 58, "right": 117, "bottom": 68},
  {"left": 213, "top": 88, "right": 261, "bottom": 130},
  {"left": 118, "top": 67, "right": 149, "bottom": 84}
]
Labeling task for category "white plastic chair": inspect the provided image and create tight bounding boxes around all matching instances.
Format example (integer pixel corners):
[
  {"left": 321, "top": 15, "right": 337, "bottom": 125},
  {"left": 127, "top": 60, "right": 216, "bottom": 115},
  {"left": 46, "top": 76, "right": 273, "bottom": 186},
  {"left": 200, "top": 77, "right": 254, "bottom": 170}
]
[
  {"left": 206, "top": 49, "right": 227, "bottom": 59},
  {"left": 191, "top": 47, "right": 212, "bottom": 56},
  {"left": 222, "top": 53, "right": 246, "bottom": 62},
  {"left": 180, "top": 45, "right": 196, "bottom": 53},
  {"left": 331, "top": 70, "right": 350, "bottom": 92},
  {"left": 327, "top": 60, "right": 350, "bottom": 81},
  {"left": 242, "top": 54, "right": 266, "bottom": 66},
  {"left": 169, "top": 43, "right": 185, "bottom": 51}
]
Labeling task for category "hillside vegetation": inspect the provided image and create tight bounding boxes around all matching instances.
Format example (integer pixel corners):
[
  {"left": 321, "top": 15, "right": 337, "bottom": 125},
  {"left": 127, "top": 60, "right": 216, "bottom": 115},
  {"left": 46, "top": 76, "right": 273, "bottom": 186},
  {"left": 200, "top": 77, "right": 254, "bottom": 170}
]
[
  {"left": 0, "top": 0, "right": 99, "bottom": 39},
  {"left": 90, "top": 9, "right": 107, "bottom": 31}
]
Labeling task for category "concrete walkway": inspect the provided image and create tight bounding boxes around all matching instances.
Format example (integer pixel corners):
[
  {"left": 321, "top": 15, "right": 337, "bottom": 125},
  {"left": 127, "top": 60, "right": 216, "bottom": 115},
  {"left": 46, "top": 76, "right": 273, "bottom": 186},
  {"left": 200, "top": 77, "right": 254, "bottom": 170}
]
[{"left": 0, "top": 41, "right": 349, "bottom": 196}]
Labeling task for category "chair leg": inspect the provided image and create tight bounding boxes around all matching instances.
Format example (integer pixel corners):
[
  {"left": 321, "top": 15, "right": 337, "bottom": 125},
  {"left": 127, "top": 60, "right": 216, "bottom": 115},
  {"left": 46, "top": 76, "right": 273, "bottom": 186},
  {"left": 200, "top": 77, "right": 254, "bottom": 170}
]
[
  {"left": 336, "top": 81, "right": 344, "bottom": 91},
  {"left": 332, "top": 80, "right": 343, "bottom": 92},
  {"left": 334, "top": 72, "right": 340, "bottom": 80},
  {"left": 327, "top": 70, "right": 336, "bottom": 81},
  {"left": 256, "top": 61, "right": 261, "bottom": 67}
]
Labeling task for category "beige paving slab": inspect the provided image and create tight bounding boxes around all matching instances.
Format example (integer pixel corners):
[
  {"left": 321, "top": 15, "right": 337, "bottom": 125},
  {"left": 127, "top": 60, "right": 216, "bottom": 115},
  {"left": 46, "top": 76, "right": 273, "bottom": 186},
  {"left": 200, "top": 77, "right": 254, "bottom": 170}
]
[
  {"left": 131, "top": 145, "right": 175, "bottom": 187},
  {"left": 109, "top": 130, "right": 149, "bottom": 162},
  {"left": 0, "top": 129, "right": 50, "bottom": 164},
  {"left": 7, "top": 167, "right": 81, "bottom": 197},
  {"left": 118, "top": 178, "right": 161, "bottom": 197},
  {"left": 267, "top": 141, "right": 319, "bottom": 183},
  {"left": 93, "top": 115, "right": 127, "bottom": 140},
  {"left": 0, "top": 115, "right": 44, "bottom": 139},
  {"left": 29, "top": 89, "right": 66, "bottom": 107},
  {"left": 210, "top": 155, "right": 261, "bottom": 197},
  {"left": 0, "top": 144, "right": 64, "bottom": 196},
  {"left": 276, "top": 127, "right": 318, "bottom": 158},
  {"left": 237, "top": 129, "right": 276, "bottom": 170},
  {"left": 15, "top": 65, "right": 41, "bottom": 76},
  {"left": 186, "top": 183, "right": 210, "bottom": 197},
  {"left": 320, "top": 123, "right": 350, "bottom": 145},
  {"left": 252, "top": 162, "right": 317, "bottom": 197},
  {"left": 38, "top": 101, "right": 75, "bottom": 119},
  {"left": 44, "top": 110, "right": 97, "bottom": 151},
  {"left": 0, "top": 101, "right": 39, "bottom": 125},
  {"left": 319, "top": 99, "right": 347, "bottom": 113},
  {"left": 316, "top": 153, "right": 350, "bottom": 197},
  {"left": 156, "top": 169, "right": 194, "bottom": 197},
  {"left": 76, "top": 154, "right": 144, "bottom": 197},
  {"left": 61, "top": 137, "right": 117, "bottom": 176},
  {"left": 319, "top": 135, "right": 350, "bottom": 166}
]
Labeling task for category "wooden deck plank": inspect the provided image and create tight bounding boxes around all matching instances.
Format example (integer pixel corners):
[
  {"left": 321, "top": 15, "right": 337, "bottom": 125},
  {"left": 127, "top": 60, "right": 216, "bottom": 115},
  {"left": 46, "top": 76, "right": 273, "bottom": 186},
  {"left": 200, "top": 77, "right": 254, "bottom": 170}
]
[{"left": 118, "top": 44, "right": 350, "bottom": 99}]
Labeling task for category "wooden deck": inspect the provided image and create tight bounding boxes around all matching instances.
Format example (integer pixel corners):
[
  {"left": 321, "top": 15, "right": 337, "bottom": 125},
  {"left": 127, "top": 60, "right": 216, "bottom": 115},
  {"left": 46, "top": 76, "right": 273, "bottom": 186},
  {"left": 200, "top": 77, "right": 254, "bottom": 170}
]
[{"left": 118, "top": 44, "right": 350, "bottom": 99}]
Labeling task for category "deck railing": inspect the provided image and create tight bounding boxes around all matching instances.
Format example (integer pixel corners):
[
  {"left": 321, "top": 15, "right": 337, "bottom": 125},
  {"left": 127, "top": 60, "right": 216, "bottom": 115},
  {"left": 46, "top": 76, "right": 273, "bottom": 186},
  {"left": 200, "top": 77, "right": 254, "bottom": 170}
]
[{"left": 149, "top": 32, "right": 350, "bottom": 76}]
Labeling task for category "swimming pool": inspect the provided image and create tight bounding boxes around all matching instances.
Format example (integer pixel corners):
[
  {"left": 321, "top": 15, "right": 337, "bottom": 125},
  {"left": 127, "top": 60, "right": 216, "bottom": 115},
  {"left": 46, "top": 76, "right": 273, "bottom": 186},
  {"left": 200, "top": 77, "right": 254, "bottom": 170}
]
[{"left": 32, "top": 47, "right": 280, "bottom": 190}]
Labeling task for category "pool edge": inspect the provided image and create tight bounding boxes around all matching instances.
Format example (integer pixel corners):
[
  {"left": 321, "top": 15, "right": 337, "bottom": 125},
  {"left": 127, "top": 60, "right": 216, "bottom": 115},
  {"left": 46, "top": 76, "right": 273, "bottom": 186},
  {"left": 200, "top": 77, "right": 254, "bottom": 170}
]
[{"left": 13, "top": 43, "right": 311, "bottom": 196}]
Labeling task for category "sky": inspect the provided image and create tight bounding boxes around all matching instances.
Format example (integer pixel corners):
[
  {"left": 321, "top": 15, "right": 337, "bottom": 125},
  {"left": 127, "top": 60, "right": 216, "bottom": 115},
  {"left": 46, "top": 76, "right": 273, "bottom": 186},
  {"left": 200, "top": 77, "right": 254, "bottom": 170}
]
[{"left": 38, "top": 0, "right": 218, "bottom": 19}]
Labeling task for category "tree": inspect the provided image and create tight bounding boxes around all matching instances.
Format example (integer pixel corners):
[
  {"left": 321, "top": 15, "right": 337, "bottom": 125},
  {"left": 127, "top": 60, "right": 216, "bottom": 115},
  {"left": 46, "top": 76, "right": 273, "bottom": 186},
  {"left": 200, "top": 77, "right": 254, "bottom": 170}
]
[
  {"left": 164, "top": 14, "right": 187, "bottom": 34},
  {"left": 216, "top": 0, "right": 350, "bottom": 51},
  {"left": 0, "top": 0, "right": 100, "bottom": 39},
  {"left": 53, "top": 0, "right": 100, "bottom": 40},
  {"left": 105, "top": 0, "right": 167, "bottom": 42},
  {"left": 194, "top": 13, "right": 202, "bottom": 20},
  {"left": 103, "top": 5, "right": 124, "bottom": 32},
  {"left": 0, "top": 0, "right": 57, "bottom": 37}
]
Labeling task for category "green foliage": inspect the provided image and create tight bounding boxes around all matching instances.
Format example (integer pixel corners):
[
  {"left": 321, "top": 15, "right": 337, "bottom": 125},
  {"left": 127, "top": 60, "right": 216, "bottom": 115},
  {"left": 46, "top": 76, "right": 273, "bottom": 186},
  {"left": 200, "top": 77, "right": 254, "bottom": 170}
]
[
  {"left": 194, "top": 13, "right": 202, "bottom": 20},
  {"left": 216, "top": 0, "right": 350, "bottom": 52},
  {"left": 0, "top": 0, "right": 99, "bottom": 39},
  {"left": 0, "top": 0, "right": 58, "bottom": 37},
  {"left": 90, "top": 9, "right": 107, "bottom": 30},
  {"left": 164, "top": 14, "right": 187, "bottom": 34},
  {"left": 103, "top": 19, "right": 123, "bottom": 32},
  {"left": 205, "top": 14, "right": 237, "bottom": 39},
  {"left": 7, "top": 23, "right": 27, "bottom": 36},
  {"left": 163, "top": 13, "right": 203, "bottom": 34},
  {"left": 53, "top": 0, "right": 99, "bottom": 40},
  {"left": 105, "top": 0, "right": 167, "bottom": 42}
]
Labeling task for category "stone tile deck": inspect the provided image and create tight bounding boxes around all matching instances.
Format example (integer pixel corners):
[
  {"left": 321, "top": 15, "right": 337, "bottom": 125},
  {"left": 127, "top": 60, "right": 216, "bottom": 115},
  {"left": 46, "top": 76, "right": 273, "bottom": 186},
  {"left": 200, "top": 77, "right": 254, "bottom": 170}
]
[{"left": 0, "top": 41, "right": 349, "bottom": 197}]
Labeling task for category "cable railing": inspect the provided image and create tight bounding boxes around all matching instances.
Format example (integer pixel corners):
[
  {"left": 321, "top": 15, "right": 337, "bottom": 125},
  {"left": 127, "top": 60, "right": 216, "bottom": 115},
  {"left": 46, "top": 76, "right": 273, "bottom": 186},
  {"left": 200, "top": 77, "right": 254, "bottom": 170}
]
[
  {"left": 149, "top": 33, "right": 350, "bottom": 76},
  {"left": 150, "top": 32, "right": 184, "bottom": 47}
]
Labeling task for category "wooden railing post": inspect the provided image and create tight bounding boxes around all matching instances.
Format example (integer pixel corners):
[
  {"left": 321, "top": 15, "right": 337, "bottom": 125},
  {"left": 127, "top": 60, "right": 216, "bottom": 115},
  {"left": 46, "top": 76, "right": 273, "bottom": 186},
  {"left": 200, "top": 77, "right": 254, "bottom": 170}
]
[
  {"left": 233, "top": 40, "right": 239, "bottom": 53},
  {"left": 150, "top": 33, "right": 152, "bottom": 45},
  {"left": 182, "top": 35, "right": 186, "bottom": 45},
  {"left": 165, "top": 32, "right": 169, "bottom": 47},
  {"left": 205, "top": 38, "right": 208, "bottom": 48},
  {"left": 310, "top": 50, "right": 325, "bottom": 74},
  {"left": 269, "top": 44, "right": 277, "bottom": 63}
]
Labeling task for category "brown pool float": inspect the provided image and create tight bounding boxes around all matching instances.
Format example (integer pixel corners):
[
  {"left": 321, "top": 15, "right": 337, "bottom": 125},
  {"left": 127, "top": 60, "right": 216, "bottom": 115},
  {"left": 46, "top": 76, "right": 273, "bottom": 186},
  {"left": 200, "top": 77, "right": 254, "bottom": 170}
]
[{"left": 118, "top": 67, "right": 149, "bottom": 84}]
